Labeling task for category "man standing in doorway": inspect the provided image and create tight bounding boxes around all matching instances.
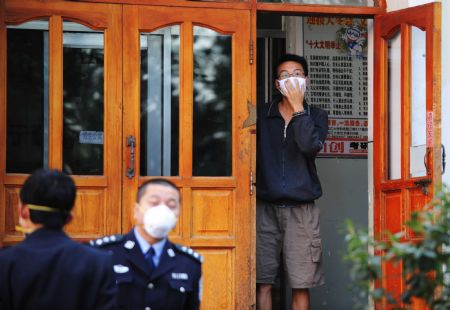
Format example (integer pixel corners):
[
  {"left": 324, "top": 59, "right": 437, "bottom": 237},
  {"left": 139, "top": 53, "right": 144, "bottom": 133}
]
[
  {"left": 90, "top": 178, "right": 202, "bottom": 310},
  {"left": 256, "top": 54, "right": 328, "bottom": 310}
]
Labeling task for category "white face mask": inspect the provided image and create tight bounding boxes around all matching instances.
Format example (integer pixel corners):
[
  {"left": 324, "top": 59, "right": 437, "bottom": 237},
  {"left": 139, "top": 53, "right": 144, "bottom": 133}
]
[
  {"left": 143, "top": 204, "right": 177, "bottom": 239},
  {"left": 277, "top": 76, "right": 307, "bottom": 96}
]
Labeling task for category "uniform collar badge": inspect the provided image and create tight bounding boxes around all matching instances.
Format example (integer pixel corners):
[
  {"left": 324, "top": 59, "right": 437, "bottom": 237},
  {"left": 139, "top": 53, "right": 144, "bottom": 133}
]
[
  {"left": 124, "top": 240, "right": 135, "bottom": 250},
  {"left": 167, "top": 248, "right": 176, "bottom": 257}
]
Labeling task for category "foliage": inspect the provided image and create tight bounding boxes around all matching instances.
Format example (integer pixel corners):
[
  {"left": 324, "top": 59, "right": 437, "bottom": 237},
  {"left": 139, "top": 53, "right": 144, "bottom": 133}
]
[{"left": 344, "top": 186, "right": 450, "bottom": 309}]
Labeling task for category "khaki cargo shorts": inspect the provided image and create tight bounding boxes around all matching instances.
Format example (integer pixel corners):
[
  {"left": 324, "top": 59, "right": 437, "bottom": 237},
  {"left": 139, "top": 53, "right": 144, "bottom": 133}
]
[{"left": 256, "top": 199, "right": 325, "bottom": 289}]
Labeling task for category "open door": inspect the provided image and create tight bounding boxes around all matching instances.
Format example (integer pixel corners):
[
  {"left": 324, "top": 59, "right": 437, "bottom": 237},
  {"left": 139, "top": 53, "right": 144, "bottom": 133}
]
[
  {"left": 122, "top": 6, "right": 253, "bottom": 309},
  {"left": 373, "top": 2, "right": 441, "bottom": 307}
]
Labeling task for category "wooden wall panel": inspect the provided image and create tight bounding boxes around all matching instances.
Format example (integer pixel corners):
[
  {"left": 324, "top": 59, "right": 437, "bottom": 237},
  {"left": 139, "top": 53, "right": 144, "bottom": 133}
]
[
  {"left": 405, "top": 187, "right": 428, "bottom": 240},
  {"left": 65, "top": 189, "right": 105, "bottom": 234},
  {"left": 4, "top": 186, "right": 20, "bottom": 235},
  {"left": 379, "top": 260, "right": 403, "bottom": 308},
  {"left": 381, "top": 190, "right": 402, "bottom": 239},
  {"left": 191, "top": 189, "right": 233, "bottom": 237},
  {"left": 197, "top": 249, "right": 233, "bottom": 310}
]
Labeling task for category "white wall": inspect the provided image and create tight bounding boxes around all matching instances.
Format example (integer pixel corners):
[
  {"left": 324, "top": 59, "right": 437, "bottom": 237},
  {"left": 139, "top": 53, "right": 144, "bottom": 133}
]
[{"left": 387, "top": 0, "right": 436, "bottom": 12}]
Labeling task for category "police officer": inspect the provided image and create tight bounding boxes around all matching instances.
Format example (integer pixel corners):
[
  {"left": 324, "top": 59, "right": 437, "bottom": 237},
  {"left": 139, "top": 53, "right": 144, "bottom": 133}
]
[
  {"left": 0, "top": 169, "right": 116, "bottom": 310},
  {"left": 91, "top": 178, "right": 202, "bottom": 310}
]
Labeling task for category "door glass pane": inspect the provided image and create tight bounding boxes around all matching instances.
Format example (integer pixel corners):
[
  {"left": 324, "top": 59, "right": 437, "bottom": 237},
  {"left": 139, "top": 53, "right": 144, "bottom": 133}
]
[
  {"left": 387, "top": 29, "right": 401, "bottom": 180},
  {"left": 409, "top": 26, "right": 427, "bottom": 178},
  {"left": 6, "top": 20, "right": 49, "bottom": 173},
  {"left": 140, "top": 26, "right": 180, "bottom": 177},
  {"left": 63, "top": 21, "right": 104, "bottom": 175},
  {"left": 193, "top": 26, "right": 232, "bottom": 176},
  {"left": 258, "top": 0, "right": 374, "bottom": 5}
]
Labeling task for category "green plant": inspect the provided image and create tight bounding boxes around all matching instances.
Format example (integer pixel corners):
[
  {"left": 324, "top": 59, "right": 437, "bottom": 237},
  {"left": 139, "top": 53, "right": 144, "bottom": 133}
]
[{"left": 344, "top": 186, "right": 450, "bottom": 309}]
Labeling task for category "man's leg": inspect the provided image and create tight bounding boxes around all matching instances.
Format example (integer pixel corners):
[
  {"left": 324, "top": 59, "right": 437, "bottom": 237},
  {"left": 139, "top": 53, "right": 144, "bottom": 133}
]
[
  {"left": 291, "top": 288, "right": 309, "bottom": 310},
  {"left": 257, "top": 283, "right": 273, "bottom": 310}
]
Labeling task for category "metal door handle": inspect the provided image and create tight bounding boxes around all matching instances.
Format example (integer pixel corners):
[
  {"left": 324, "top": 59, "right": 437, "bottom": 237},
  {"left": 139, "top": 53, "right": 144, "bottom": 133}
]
[
  {"left": 126, "top": 135, "right": 136, "bottom": 179},
  {"left": 442, "top": 144, "right": 446, "bottom": 175}
]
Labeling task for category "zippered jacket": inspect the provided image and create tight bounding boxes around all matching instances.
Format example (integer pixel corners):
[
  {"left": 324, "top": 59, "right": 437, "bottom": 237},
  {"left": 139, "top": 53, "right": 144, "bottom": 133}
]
[{"left": 256, "top": 97, "right": 328, "bottom": 203}]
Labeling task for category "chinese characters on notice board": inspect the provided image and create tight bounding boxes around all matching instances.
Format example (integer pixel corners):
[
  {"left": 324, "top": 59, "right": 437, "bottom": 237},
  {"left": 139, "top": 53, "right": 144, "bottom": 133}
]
[{"left": 304, "top": 17, "right": 368, "bottom": 157}]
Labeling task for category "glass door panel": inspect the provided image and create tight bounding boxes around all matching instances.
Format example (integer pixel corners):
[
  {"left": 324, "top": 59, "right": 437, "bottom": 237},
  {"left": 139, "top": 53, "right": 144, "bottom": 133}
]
[
  {"left": 387, "top": 29, "right": 401, "bottom": 180},
  {"left": 62, "top": 21, "right": 104, "bottom": 175},
  {"left": 140, "top": 26, "right": 180, "bottom": 177},
  {"left": 6, "top": 20, "right": 49, "bottom": 173},
  {"left": 192, "top": 26, "right": 232, "bottom": 176},
  {"left": 409, "top": 26, "right": 427, "bottom": 178}
]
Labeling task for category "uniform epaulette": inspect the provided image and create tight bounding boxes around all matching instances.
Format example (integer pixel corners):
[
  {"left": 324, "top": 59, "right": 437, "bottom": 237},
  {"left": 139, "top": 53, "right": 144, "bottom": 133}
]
[
  {"left": 89, "top": 234, "right": 124, "bottom": 247},
  {"left": 173, "top": 244, "right": 203, "bottom": 263}
]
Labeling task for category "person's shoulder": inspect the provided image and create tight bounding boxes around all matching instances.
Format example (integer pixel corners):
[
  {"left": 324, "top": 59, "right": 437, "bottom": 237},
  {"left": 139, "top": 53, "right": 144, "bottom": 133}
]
[
  {"left": 171, "top": 242, "right": 203, "bottom": 265},
  {"left": 88, "top": 234, "right": 125, "bottom": 250}
]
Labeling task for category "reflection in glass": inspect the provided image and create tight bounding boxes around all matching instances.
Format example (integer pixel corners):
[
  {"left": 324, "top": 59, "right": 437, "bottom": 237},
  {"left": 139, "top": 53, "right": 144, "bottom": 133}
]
[
  {"left": 193, "top": 26, "right": 232, "bottom": 176},
  {"left": 6, "top": 21, "right": 49, "bottom": 173},
  {"left": 140, "top": 26, "right": 180, "bottom": 176},
  {"left": 258, "top": 0, "right": 373, "bottom": 5},
  {"left": 410, "top": 26, "right": 427, "bottom": 178},
  {"left": 63, "top": 21, "right": 104, "bottom": 175},
  {"left": 387, "top": 30, "right": 401, "bottom": 180}
]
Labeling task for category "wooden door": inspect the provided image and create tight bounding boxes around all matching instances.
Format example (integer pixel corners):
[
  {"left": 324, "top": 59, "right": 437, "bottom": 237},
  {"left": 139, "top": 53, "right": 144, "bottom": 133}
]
[
  {"left": 0, "top": 0, "right": 122, "bottom": 243},
  {"left": 122, "top": 6, "right": 253, "bottom": 309},
  {"left": 373, "top": 3, "right": 441, "bottom": 308}
]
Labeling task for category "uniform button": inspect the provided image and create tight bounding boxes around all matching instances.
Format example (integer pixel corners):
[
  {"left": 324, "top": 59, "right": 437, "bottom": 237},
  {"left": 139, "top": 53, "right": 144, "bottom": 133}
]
[
  {"left": 147, "top": 282, "right": 155, "bottom": 290},
  {"left": 180, "top": 286, "right": 185, "bottom": 293},
  {"left": 144, "top": 307, "right": 151, "bottom": 310}
]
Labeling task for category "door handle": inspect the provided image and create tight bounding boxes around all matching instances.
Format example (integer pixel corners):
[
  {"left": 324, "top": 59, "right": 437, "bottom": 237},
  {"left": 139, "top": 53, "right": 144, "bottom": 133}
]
[
  {"left": 442, "top": 144, "right": 446, "bottom": 175},
  {"left": 413, "top": 178, "right": 432, "bottom": 196},
  {"left": 126, "top": 135, "right": 136, "bottom": 179}
]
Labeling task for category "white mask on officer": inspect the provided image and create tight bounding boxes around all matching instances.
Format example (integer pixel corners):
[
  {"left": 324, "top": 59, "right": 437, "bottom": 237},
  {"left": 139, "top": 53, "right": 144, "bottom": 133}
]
[
  {"left": 143, "top": 204, "right": 177, "bottom": 239},
  {"left": 277, "top": 76, "right": 307, "bottom": 96}
]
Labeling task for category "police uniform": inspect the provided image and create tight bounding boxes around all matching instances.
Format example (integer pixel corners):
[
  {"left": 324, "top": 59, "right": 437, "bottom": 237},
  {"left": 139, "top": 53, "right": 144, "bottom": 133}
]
[
  {"left": 0, "top": 227, "right": 116, "bottom": 310},
  {"left": 91, "top": 230, "right": 202, "bottom": 310}
]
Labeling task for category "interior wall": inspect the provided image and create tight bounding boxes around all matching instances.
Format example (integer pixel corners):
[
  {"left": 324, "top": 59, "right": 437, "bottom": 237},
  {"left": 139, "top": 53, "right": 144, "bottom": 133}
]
[{"left": 311, "top": 158, "right": 368, "bottom": 308}]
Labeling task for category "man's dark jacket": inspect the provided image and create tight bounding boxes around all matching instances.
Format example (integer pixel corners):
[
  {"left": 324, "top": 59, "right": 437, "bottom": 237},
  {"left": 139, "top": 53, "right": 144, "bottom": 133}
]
[
  {"left": 257, "top": 97, "right": 328, "bottom": 203},
  {"left": 0, "top": 227, "right": 116, "bottom": 310}
]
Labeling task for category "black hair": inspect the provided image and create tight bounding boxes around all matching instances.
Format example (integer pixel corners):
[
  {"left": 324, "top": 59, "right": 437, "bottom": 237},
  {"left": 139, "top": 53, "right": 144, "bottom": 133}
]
[
  {"left": 136, "top": 178, "right": 180, "bottom": 203},
  {"left": 275, "top": 54, "right": 309, "bottom": 77},
  {"left": 20, "top": 169, "right": 76, "bottom": 229}
]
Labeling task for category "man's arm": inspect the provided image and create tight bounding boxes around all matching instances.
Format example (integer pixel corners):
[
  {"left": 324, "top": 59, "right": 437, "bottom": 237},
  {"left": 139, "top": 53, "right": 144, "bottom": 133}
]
[
  {"left": 183, "top": 266, "right": 202, "bottom": 310},
  {"left": 291, "top": 108, "right": 328, "bottom": 156}
]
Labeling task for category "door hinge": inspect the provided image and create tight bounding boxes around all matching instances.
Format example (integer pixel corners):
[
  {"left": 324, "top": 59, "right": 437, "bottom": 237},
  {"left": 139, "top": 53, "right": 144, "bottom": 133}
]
[{"left": 249, "top": 39, "right": 254, "bottom": 65}]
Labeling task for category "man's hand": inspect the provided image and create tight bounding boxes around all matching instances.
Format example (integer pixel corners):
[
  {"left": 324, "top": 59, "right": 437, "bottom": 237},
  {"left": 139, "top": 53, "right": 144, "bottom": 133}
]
[{"left": 283, "top": 78, "right": 305, "bottom": 113}]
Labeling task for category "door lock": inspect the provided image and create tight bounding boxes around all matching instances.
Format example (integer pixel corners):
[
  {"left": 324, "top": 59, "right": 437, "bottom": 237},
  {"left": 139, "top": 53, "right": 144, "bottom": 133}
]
[{"left": 413, "top": 178, "right": 432, "bottom": 196}]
